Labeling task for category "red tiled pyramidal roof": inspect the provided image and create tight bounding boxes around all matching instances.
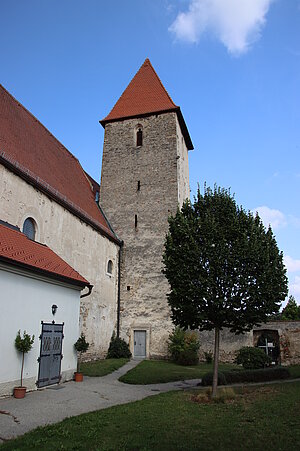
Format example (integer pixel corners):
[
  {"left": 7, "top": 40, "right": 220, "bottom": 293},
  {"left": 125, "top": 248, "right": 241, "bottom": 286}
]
[
  {"left": 0, "top": 223, "right": 90, "bottom": 287},
  {"left": 0, "top": 84, "right": 118, "bottom": 243},
  {"left": 101, "top": 59, "right": 193, "bottom": 150}
]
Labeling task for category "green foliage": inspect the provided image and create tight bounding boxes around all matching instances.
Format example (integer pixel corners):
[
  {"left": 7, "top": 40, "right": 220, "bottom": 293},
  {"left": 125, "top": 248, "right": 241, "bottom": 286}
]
[
  {"left": 235, "top": 346, "right": 271, "bottom": 369},
  {"left": 106, "top": 331, "right": 132, "bottom": 359},
  {"left": 80, "top": 358, "right": 129, "bottom": 377},
  {"left": 163, "top": 185, "right": 288, "bottom": 334},
  {"left": 74, "top": 333, "right": 89, "bottom": 373},
  {"left": 74, "top": 333, "right": 89, "bottom": 353},
  {"left": 3, "top": 382, "right": 300, "bottom": 451},
  {"left": 163, "top": 184, "right": 288, "bottom": 394},
  {"left": 15, "top": 330, "right": 35, "bottom": 387},
  {"left": 202, "top": 367, "right": 290, "bottom": 386},
  {"left": 119, "top": 360, "right": 240, "bottom": 385},
  {"left": 223, "top": 367, "right": 290, "bottom": 384},
  {"left": 204, "top": 351, "right": 213, "bottom": 363},
  {"left": 168, "top": 327, "right": 200, "bottom": 365},
  {"left": 15, "top": 330, "right": 35, "bottom": 354},
  {"left": 281, "top": 295, "right": 300, "bottom": 320},
  {"left": 201, "top": 371, "right": 227, "bottom": 386}
]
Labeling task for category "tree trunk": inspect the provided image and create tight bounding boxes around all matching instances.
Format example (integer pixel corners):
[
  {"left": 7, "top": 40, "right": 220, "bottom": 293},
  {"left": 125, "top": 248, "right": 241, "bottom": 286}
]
[
  {"left": 212, "top": 327, "right": 220, "bottom": 398},
  {"left": 77, "top": 352, "right": 81, "bottom": 373},
  {"left": 21, "top": 352, "right": 25, "bottom": 387}
]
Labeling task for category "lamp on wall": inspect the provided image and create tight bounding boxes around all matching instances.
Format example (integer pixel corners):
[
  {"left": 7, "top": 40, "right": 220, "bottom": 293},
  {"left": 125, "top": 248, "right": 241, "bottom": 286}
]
[{"left": 52, "top": 304, "right": 58, "bottom": 316}]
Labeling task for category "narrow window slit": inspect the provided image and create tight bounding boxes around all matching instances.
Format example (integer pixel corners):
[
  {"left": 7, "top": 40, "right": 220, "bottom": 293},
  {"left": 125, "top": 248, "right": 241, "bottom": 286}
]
[
  {"left": 136, "top": 128, "right": 143, "bottom": 146},
  {"left": 137, "top": 180, "right": 140, "bottom": 191},
  {"left": 135, "top": 214, "right": 138, "bottom": 228}
]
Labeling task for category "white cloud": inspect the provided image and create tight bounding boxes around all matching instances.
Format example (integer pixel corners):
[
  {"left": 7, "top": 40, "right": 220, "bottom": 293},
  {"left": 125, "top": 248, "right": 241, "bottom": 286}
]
[
  {"left": 169, "top": 0, "right": 274, "bottom": 55},
  {"left": 284, "top": 255, "right": 300, "bottom": 273},
  {"left": 252, "top": 206, "right": 287, "bottom": 230}
]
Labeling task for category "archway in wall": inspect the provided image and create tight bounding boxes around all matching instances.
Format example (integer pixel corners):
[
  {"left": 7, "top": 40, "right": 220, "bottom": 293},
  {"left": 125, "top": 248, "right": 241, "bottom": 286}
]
[{"left": 253, "top": 330, "right": 280, "bottom": 365}]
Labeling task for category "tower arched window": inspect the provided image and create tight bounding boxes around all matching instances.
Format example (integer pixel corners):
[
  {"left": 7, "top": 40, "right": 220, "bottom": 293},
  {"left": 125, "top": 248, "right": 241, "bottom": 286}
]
[
  {"left": 23, "top": 217, "right": 36, "bottom": 240},
  {"left": 107, "top": 259, "right": 113, "bottom": 275},
  {"left": 136, "top": 127, "right": 143, "bottom": 147}
]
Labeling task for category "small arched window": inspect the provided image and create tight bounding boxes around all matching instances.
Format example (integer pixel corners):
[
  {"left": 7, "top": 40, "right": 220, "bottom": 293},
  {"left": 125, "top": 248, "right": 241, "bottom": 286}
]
[
  {"left": 136, "top": 127, "right": 143, "bottom": 147},
  {"left": 23, "top": 217, "right": 36, "bottom": 240},
  {"left": 107, "top": 260, "right": 113, "bottom": 275}
]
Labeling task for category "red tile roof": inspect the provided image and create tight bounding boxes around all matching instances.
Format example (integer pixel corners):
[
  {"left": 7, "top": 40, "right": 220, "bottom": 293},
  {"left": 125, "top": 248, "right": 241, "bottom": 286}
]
[
  {"left": 101, "top": 59, "right": 193, "bottom": 150},
  {"left": 0, "top": 84, "right": 118, "bottom": 243},
  {"left": 0, "top": 223, "right": 89, "bottom": 287}
]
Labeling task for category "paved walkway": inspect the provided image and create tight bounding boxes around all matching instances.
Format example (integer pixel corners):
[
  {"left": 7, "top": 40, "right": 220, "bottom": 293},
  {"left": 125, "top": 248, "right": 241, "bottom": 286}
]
[{"left": 0, "top": 360, "right": 201, "bottom": 443}]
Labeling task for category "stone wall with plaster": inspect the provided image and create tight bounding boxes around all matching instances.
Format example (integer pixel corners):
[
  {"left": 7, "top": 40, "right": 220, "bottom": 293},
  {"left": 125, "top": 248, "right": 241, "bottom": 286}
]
[
  {"left": 0, "top": 165, "right": 119, "bottom": 359},
  {"left": 100, "top": 112, "right": 190, "bottom": 357}
]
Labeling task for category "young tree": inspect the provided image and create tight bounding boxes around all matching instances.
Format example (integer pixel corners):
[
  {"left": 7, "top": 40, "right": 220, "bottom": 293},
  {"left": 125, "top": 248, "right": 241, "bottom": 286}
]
[
  {"left": 281, "top": 295, "right": 300, "bottom": 320},
  {"left": 163, "top": 185, "right": 288, "bottom": 397}
]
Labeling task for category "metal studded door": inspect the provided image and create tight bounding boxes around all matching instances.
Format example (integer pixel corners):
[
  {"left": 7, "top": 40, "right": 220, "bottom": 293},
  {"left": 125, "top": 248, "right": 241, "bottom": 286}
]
[{"left": 37, "top": 322, "right": 64, "bottom": 388}]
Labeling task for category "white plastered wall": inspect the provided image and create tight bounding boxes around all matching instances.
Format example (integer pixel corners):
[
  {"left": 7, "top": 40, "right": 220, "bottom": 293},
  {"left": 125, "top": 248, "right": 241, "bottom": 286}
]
[
  {"left": 0, "top": 165, "right": 120, "bottom": 358},
  {"left": 0, "top": 265, "right": 81, "bottom": 397}
]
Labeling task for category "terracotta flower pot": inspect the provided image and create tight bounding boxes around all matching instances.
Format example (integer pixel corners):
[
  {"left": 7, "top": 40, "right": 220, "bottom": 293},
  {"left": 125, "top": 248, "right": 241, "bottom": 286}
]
[
  {"left": 74, "top": 372, "right": 83, "bottom": 382},
  {"left": 13, "top": 386, "right": 26, "bottom": 399}
]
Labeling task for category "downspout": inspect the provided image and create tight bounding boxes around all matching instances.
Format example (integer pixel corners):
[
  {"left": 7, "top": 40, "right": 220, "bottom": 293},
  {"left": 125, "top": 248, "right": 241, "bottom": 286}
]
[
  {"left": 117, "top": 240, "right": 124, "bottom": 337},
  {"left": 80, "top": 284, "right": 93, "bottom": 298}
]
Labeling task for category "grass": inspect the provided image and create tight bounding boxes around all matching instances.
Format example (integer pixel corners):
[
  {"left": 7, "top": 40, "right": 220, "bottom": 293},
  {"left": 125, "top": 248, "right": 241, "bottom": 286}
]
[
  {"left": 80, "top": 358, "right": 129, "bottom": 377},
  {"left": 2, "top": 381, "right": 300, "bottom": 450},
  {"left": 119, "top": 360, "right": 240, "bottom": 384}
]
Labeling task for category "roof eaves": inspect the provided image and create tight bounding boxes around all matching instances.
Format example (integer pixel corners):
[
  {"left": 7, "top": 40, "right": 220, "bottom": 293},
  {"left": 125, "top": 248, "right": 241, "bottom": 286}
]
[
  {"left": 100, "top": 107, "right": 179, "bottom": 127},
  {"left": 100, "top": 107, "right": 194, "bottom": 151},
  {"left": 0, "top": 255, "right": 90, "bottom": 289}
]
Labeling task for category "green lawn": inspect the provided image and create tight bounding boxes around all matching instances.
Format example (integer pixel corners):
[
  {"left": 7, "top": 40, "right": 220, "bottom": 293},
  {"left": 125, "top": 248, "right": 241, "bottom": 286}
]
[
  {"left": 287, "top": 364, "right": 300, "bottom": 378},
  {"left": 80, "top": 358, "right": 129, "bottom": 377},
  {"left": 119, "top": 360, "right": 240, "bottom": 384},
  {"left": 2, "top": 382, "right": 300, "bottom": 450}
]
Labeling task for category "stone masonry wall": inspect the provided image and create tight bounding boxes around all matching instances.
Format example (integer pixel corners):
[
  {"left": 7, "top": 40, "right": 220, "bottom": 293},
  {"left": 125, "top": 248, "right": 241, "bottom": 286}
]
[
  {"left": 197, "top": 321, "right": 300, "bottom": 365},
  {"left": 100, "top": 112, "right": 190, "bottom": 357},
  {"left": 0, "top": 165, "right": 119, "bottom": 359}
]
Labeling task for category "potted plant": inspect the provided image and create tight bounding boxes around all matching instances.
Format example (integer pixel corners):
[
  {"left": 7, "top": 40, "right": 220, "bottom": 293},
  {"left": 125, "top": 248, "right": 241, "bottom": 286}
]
[
  {"left": 14, "top": 330, "right": 35, "bottom": 398},
  {"left": 74, "top": 333, "right": 89, "bottom": 382}
]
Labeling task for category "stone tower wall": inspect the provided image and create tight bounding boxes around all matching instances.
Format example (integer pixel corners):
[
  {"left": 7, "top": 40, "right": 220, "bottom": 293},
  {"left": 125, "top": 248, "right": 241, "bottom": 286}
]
[{"left": 100, "top": 112, "right": 189, "bottom": 357}]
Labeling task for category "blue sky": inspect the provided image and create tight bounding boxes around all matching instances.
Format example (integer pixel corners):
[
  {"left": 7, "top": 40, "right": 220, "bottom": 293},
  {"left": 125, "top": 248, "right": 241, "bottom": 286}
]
[{"left": 1, "top": 0, "right": 300, "bottom": 305}]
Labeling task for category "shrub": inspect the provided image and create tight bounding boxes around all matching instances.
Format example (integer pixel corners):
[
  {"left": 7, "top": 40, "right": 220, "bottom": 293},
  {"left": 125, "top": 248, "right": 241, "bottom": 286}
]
[
  {"left": 204, "top": 351, "right": 213, "bottom": 364},
  {"left": 107, "top": 332, "right": 132, "bottom": 359},
  {"left": 235, "top": 346, "right": 271, "bottom": 369},
  {"left": 15, "top": 330, "right": 35, "bottom": 387},
  {"left": 222, "top": 367, "right": 290, "bottom": 384},
  {"left": 168, "top": 327, "right": 200, "bottom": 366},
  {"left": 201, "top": 367, "right": 290, "bottom": 386},
  {"left": 201, "top": 371, "right": 227, "bottom": 386},
  {"left": 74, "top": 333, "right": 89, "bottom": 372}
]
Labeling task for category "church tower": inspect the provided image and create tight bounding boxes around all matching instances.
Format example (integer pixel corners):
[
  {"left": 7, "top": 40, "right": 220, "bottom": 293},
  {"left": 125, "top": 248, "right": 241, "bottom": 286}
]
[{"left": 100, "top": 59, "right": 193, "bottom": 358}]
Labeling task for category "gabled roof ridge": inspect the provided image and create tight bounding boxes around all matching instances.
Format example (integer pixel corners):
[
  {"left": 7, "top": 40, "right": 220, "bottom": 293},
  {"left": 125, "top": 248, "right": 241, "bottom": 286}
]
[
  {"left": 0, "top": 83, "right": 120, "bottom": 241},
  {"left": 0, "top": 84, "right": 80, "bottom": 165}
]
